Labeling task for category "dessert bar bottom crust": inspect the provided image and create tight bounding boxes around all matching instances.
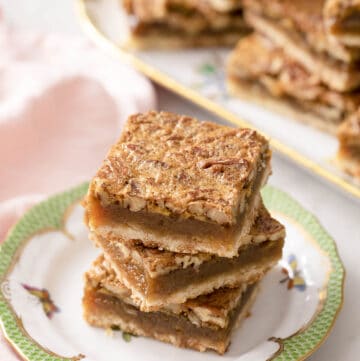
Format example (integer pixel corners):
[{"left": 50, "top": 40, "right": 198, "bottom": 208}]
[{"left": 83, "top": 283, "right": 258, "bottom": 354}]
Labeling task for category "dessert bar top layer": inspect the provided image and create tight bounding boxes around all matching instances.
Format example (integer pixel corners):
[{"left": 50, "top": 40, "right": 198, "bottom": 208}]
[
  {"left": 85, "top": 255, "right": 247, "bottom": 329},
  {"left": 338, "top": 109, "right": 360, "bottom": 145},
  {"left": 107, "top": 203, "right": 285, "bottom": 277},
  {"left": 91, "top": 111, "right": 269, "bottom": 226},
  {"left": 123, "top": 0, "right": 243, "bottom": 21}
]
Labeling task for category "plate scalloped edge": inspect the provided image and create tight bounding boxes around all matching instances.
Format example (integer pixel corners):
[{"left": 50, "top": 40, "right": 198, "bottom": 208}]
[
  {"left": 0, "top": 183, "right": 88, "bottom": 361},
  {"left": 261, "top": 187, "right": 345, "bottom": 360},
  {"left": 0, "top": 183, "right": 345, "bottom": 361}
]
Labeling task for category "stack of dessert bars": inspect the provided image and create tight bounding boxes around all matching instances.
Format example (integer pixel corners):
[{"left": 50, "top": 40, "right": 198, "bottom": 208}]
[
  {"left": 227, "top": 0, "right": 360, "bottom": 134},
  {"left": 82, "top": 111, "right": 285, "bottom": 354}
]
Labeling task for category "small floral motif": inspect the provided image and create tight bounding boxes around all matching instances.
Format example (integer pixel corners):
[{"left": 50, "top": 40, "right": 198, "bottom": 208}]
[
  {"left": 1, "top": 279, "right": 11, "bottom": 300},
  {"left": 280, "top": 255, "right": 306, "bottom": 291},
  {"left": 22, "top": 284, "right": 60, "bottom": 319},
  {"left": 191, "top": 52, "right": 228, "bottom": 101},
  {"left": 198, "top": 63, "right": 217, "bottom": 76}
]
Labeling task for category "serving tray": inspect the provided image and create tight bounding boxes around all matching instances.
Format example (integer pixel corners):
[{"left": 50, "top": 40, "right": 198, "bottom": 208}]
[{"left": 76, "top": 0, "right": 360, "bottom": 201}]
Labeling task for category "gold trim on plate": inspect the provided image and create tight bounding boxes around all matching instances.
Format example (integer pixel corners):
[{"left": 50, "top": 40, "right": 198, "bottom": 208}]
[
  {"left": 0, "top": 200, "right": 86, "bottom": 361},
  {"left": 266, "top": 211, "right": 345, "bottom": 361},
  {"left": 75, "top": 0, "right": 360, "bottom": 200}
]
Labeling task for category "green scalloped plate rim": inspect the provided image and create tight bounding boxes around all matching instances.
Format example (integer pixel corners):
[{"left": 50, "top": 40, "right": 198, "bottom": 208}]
[{"left": 0, "top": 183, "right": 345, "bottom": 361}]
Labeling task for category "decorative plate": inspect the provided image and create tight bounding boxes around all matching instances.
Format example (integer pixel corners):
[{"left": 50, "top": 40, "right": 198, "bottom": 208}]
[
  {"left": 0, "top": 183, "right": 344, "bottom": 361},
  {"left": 76, "top": 0, "right": 360, "bottom": 200}
]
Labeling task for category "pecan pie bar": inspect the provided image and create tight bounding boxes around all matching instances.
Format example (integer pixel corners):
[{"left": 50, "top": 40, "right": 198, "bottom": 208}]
[
  {"left": 242, "top": 0, "right": 360, "bottom": 91},
  {"left": 227, "top": 33, "right": 360, "bottom": 133},
  {"left": 83, "top": 256, "right": 259, "bottom": 354},
  {"left": 122, "top": 0, "right": 249, "bottom": 49},
  {"left": 85, "top": 111, "right": 271, "bottom": 257},
  {"left": 337, "top": 109, "right": 360, "bottom": 180},
  {"left": 90, "top": 204, "right": 284, "bottom": 310},
  {"left": 324, "top": 0, "right": 360, "bottom": 47}
]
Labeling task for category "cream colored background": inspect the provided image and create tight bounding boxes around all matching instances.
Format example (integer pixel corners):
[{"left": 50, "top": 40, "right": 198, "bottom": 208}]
[{"left": 1, "top": 1, "right": 359, "bottom": 360}]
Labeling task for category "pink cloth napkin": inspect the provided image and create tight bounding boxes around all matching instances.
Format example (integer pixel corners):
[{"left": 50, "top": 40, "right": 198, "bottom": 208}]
[{"left": 0, "top": 15, "right": 156, "bottom": 358}]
